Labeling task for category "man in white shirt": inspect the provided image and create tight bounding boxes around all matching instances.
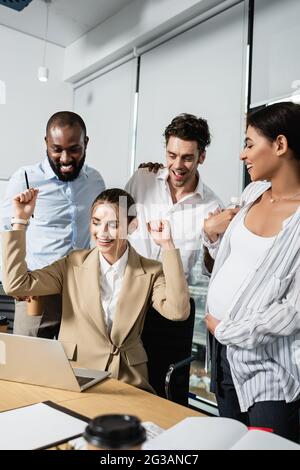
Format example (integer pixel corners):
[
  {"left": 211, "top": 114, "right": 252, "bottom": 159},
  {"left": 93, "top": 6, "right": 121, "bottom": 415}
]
[{"left": 125, "top": 113, "right": 222, "bottom": 284}]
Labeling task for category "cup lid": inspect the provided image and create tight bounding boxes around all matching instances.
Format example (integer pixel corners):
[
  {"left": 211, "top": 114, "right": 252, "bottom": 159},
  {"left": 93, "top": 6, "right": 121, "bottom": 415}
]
[
  {"left": 83, "top": 414, "right": 146, "bottom": 449},
  {"left": 0, "top": 315, "right": 8, "bottom": 326}
]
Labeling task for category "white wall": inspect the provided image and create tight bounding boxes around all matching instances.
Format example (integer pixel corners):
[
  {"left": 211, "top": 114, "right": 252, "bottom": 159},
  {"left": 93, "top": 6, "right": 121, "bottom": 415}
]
[
  {"left": 0, "top": 25, "right": 73, "bottom": 180},
  {"left": 251, "top": 0, "right": 300, "bottom": 107},
  {"left": 64, "top": 0, "right": 227, "bottom": 82},
  {"left": 74, "top": 59, "right": 137, "bottom": 188}
]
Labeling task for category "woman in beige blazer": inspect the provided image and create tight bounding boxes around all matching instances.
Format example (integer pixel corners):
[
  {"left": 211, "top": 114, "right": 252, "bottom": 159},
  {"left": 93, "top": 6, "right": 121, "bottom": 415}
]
[{"left": 2, "top": 188, "right": 190, "bottom": 393}]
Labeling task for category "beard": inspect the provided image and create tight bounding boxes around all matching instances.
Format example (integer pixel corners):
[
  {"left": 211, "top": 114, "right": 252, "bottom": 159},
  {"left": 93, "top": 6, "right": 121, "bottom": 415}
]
[{"left": 47, "top": 151, "right": 86, "bottom": 182}]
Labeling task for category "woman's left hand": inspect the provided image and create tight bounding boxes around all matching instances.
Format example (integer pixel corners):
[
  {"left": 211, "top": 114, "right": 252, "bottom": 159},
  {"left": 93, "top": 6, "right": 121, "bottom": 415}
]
[
  {"left": 148, "top": 219, "right": 175, "bottom": 250},
  {"left": 204, "top": 208, "right": 240, "bottom": 242},
  {"left": 205, "top": 313, "right": 221, "bottom": 335}
]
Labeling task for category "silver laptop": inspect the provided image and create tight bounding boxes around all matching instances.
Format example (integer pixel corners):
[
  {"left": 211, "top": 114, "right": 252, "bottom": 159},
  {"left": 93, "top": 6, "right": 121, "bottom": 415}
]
[{"left": 0, "top": 333, "right": 110, "bottom": 392}]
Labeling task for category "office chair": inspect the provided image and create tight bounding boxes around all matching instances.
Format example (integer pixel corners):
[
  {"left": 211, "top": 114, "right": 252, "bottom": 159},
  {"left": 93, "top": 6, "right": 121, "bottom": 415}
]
[
  {"left": 0, "top": 291, "right": 14, "bottom": 333},
  {"left": 142, "top": 299, "right": 195, "bottom": 407}
]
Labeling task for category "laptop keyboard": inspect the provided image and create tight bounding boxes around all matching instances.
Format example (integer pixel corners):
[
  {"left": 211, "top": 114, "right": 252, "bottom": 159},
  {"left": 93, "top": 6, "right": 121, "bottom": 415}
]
[{"left": 76, "top": 376, "right": 94, "bottom": 387}]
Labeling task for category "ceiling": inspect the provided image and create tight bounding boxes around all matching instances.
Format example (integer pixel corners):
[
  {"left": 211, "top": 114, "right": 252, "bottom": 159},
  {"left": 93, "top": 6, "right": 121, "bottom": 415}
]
[{"left": 0, "top": 0, "right": 134, "bottom": 47}]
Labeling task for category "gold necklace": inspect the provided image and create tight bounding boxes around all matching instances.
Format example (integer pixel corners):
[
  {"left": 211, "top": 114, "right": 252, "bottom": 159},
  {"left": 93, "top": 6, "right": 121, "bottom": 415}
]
[{"left": 270, "top": 189, "right": 300, "bottom": 203}]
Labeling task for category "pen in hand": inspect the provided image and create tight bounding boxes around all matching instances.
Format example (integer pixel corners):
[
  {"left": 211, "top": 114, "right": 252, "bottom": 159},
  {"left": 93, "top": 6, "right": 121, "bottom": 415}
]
[{"left": 24, "top": 170, "right": 34, "bottom": 218}]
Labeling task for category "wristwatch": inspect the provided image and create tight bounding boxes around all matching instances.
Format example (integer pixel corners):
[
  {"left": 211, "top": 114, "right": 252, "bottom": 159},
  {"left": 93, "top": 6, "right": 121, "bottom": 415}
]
[{"left": 11, "top": 217, "right": 30, "bottom": 226}]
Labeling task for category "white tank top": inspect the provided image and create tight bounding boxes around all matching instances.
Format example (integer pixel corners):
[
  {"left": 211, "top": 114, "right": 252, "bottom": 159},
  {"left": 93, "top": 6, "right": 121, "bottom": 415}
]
[{"left": 206, "top": 216, "right": 275, "bottom": 320}]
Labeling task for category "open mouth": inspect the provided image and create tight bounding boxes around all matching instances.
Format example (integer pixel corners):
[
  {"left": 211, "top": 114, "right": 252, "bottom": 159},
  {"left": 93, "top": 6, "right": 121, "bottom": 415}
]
[
  {"left": 172, "top": 170, "right": 186, "bottom": 181},
  {"left": 246, "top": 164, "right": 253, "bottom": 173},
  {"left": 96, "top": 238, "right": 114, "bottom": 247},
  {"left": 59, "top": 164, "right": 75, "bottom": 174}
]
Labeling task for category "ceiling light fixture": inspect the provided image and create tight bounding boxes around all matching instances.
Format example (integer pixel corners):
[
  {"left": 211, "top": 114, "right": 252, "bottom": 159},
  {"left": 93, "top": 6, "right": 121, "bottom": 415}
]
[{"left": 38, "top": 0, "right": 51, "bottom": 82}]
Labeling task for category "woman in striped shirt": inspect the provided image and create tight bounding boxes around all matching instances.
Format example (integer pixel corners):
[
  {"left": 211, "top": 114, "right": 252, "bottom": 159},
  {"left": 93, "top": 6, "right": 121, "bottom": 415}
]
[{"left": 204, "top": 102, "right": 300, "bottom": 442}]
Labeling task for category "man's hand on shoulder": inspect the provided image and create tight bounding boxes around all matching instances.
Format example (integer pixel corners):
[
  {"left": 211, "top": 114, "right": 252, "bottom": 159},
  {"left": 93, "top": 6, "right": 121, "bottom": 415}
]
[{"left": 138, "top": 162, "right": 164, "bottom": 173}]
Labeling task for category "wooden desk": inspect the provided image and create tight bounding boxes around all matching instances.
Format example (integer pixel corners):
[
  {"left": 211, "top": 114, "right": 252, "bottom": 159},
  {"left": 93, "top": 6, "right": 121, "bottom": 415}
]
[
  {"left": 0, "top": 378, "right": 204, "bottom": 429},
  {"left": 0, "top": 379, "right": 82, "bottom": 412}
]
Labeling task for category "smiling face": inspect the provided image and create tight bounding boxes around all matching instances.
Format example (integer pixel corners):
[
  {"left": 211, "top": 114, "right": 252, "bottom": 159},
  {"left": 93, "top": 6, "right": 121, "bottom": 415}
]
[
  {"left": 90, "top": 202, "right": 128, "bottom": 262},
  {"left": 240, "top": 125, "right": 281, "bottom": 181},
  {"left": 166, "top": 136, "right": 204, "bottom": 189},
  {"left": 46, "top": 123, "right": 88, "bottom": 181}
]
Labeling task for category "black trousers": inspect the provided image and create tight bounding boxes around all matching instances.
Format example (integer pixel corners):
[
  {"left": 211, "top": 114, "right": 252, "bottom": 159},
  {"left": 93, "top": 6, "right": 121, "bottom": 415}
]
[{"left": 211, "top": 337, "right": 300, "bottom": 443}]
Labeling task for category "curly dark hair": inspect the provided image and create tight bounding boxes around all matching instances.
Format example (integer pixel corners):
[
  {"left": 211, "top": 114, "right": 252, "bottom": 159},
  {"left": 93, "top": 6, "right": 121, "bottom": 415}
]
[{"left": 164, "top": 113, "right": 211, "bottom": 152}]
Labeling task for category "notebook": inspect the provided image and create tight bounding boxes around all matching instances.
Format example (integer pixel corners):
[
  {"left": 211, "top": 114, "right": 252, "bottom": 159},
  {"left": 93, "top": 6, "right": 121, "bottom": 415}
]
[
  {"left": 0, "top": 401, "right": 89, "bottom": 450},
  {"left": 143, "top": 417, "right": 300, "bottom": 450}
]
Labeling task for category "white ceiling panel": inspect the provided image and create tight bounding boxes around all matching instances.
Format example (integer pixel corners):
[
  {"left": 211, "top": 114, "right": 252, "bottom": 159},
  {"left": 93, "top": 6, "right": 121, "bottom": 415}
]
[{"left": 0, "top": 0, "right": 134, "bottom": 47}]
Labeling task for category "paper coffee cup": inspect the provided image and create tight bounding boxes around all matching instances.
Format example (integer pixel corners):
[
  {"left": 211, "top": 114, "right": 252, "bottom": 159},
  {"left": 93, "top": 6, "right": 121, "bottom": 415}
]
[{"left": 26, "top": 297, "right": 44, "bottom": 316}]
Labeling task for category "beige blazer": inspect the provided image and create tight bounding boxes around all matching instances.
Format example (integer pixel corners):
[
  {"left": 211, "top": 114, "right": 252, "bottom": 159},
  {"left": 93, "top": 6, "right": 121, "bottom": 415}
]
[{"left": 2, "top": 231, "right": 190, "bottom": 393}]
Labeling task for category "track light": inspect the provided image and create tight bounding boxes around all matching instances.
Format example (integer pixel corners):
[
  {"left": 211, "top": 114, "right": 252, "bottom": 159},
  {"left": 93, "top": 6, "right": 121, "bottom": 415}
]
[{"left": 38, "top": 0, "right": 51, "bottom": 82}]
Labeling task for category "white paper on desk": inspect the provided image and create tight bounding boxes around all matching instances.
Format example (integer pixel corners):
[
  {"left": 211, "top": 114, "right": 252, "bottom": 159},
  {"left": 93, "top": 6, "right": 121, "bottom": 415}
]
[
  {"left": 143, "top": 417, "right": 300, "bottom": 450},
  {"left": 230, "top": 429, "right": 300, "bottom": 450},
  {"left": 0, "top": 402, "right": 87, "bottom": 450}
]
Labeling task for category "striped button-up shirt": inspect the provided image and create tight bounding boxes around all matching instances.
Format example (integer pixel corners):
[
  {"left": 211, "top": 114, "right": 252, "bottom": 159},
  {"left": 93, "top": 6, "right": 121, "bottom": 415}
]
[
  {"left": 1, "top": 158, "right": 105, "bottom": 270},
  {"left": 207, "top": 181, "right": 300, "bottom": 412}
]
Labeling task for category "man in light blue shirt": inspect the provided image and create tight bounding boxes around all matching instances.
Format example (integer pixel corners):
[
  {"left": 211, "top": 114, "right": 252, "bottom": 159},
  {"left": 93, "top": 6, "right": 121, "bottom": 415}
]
[{"left": 1, "top": 111, "right": 105, "bottom": 337}]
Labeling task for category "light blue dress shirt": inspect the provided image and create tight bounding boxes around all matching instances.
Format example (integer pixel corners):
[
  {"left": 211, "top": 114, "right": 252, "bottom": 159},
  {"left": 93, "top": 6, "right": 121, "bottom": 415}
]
[{"left": 1, "top": 158, "right": 105, "bottom": 270}]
